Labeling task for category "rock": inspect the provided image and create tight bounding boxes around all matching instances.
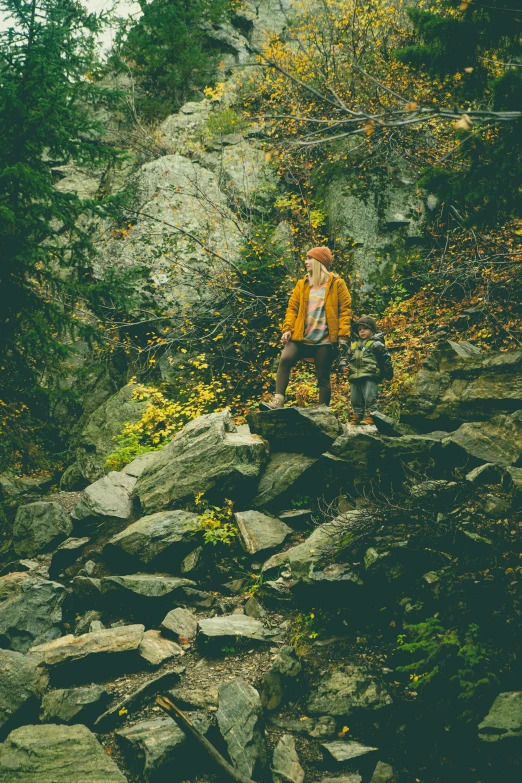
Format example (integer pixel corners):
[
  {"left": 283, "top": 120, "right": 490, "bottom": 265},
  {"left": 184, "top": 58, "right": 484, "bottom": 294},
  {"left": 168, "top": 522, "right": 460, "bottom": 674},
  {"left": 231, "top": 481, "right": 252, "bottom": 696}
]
[
  {"left": 448, "top": 411, "right": 522, "bottom": 467},
  {"left": 466, "top": 463, "right": 504, "bottom": 485},
  {"left": 483, "top": 495, "right": 511, "bottom": 518},
  {"left": 321, "top": 776, "right": 362, "bottom": 783},
  {"left": 401, "top": 344, "right": 522, "bottom": 429},
  {"left": 0, "top": 723, "right": 128, "bottom": 782},
  {"left": 244, "top": 596, "right": 266, "bottom": 619},
  {"left": 279, "top": 509, "right": 314, "bottom": 528},
  {"left": 139, "top": 630, "right": 184, "bottom": 666},
  {"left": 504, "top": 466, "right": 522, "bottom": 508},
  {"left": 116, "top": 713, "right": 210, "bottom": 783},
  {"left": 0, "top": 575, "right": 65, "bottom": 653},
  {"left": 104, "top": 510, "right": 200, "bottom": 571},
  {"left": 100, "top": 574, "right": 196, "bottom": 622},
  {"left": 0, "top": 472, "right": 52, "bottom": 504},
  {"left": 308, "top": 716, "right": 337, "bottom": 738},
  {"left": 13, "top": 503, "right": 72, "bottom": 558},
  {"left": 259, "top": 646, "right": 301, "bottom": 710},
  {"left": 262, "top": 513, "right": 366, "bottom": 581},
  {"left": 121, "top": 451, "right": 159, "bottom": 478},
  {"left": 94, "top": 670, "right": 183, "bottom": 733},
  {"left": 49, "top": 537, "right": 89, "bottom": 579},
  {"left": 478, "top": 691, "right": 522, "bottom": 742},
  {"left": 180, "top": 547, "right": 203, "bottom": 575},
  {"left": 134, "top": 410, "right": 268, "bottom": 514},
  {"left": 0, "top": 650, "right": 48, "bottom": 735},
  {"left": 71, "top": 471, "right": 136, "bottom": 533},
  {"left": 161, "top": 607, "right": 197, "bottom": 640},
  {"left": 216, "top": 678, "right": 266, "bottom": 778},
  {"left": 168, "top": 685, "right": 219, "bottom": 710},
  {"left": 198, "top": 615, "right": 267, "bottom": 646},
  {"left": 252, "top": 453, "right": 318, "bottom": 509},
  {"left": 235, "top": 510, "right": 293, "bottom": 554},
  {"left": 307, "top": 665, "right": 392, "bottom": 717},
  {"left": 370, "top": 412, "right": 402, "bottom": 437},
  {"left": 30, "top": 624, "right": 145, "bottom": 685},
  {"left": 180, "top": 587, "right": 217, "bottom": 608},
  {"left": 321, "top": 740, "right": 378, "bottom": 764},
  {"left": 61, "top": 383, "right": 149, "bottom": 489},
  {"left": 40, "top": 684, "right": 109, "bottom": 725},
  {"left": 272, "top": 735, "right": 304, "bottom": 783},
  {"left": 247, "top": 406, "right": 340, "bottom": 455},
  {"left": 326, "top": 431, "right": 385, "bottom": 477},
  {"left": 370, "top": 761, "right": 396, "bottom": 782}
]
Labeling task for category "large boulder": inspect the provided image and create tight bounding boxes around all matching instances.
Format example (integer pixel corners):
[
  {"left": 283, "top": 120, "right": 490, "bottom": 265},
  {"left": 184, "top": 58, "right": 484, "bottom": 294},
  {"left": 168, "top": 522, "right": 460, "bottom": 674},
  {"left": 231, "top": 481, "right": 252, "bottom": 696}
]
[
  {"left": 235, "top": 510, "right": 293, "bottom": 555},
  {"left": 71, "top": 471, "right": 136, "bottom": 533},
  {"left": 448, "top": 411, "right": 522, "bottom": 468},
  {"left": 0, "top": 723, "right": 128, "bottom": 782},
  {"left": 252, "top": 453, "right": 318, "bottom": 509},
  {"left": 307, "top": 665, "right": 392, "bottom": 717},
  {"left": 478, "top": 691, "right": 522, "bottom": 742},
  {"left": 247, "top": 406, "right": 340, "bottom": 455},
  {"left": 0, "top": 650, "right": 48, "bottom": 736},
  {"left": 61, "top": 383, "right": 149, "bottom": 489},
  {"left": 104, "top": 510, "right": 200, "bottom": 571},
  {"left": 13, "top": 503, "right": 72, "bottom": 558},
  {"left": 216, "top": 678, "right": 266, "bottom": 778},
  {"left": 0, "top": 574, "right": 66, "bottom": 653},
  {"left": 30, "top": 624, "right": 145, "bottom": 685},
  {"left": 134, "top": 410, "right": 268, "bottom": 514},
  {"left": 401, "top": 343, "right": 522, "bottom": 430}
]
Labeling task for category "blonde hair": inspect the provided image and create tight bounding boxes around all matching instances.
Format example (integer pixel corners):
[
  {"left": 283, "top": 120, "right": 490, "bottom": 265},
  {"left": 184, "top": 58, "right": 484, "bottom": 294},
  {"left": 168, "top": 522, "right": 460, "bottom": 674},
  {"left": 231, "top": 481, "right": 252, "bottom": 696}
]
[{"left": 308, "top": 258, "right": 330, "bottom": 288}]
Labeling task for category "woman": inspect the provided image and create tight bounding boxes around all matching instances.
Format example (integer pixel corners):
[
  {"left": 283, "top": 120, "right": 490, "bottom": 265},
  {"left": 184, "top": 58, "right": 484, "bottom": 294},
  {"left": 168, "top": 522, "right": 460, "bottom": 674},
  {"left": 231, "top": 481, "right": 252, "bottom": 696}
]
[{"left": 261, "top": 246, "right": 352, "bottom": 409}]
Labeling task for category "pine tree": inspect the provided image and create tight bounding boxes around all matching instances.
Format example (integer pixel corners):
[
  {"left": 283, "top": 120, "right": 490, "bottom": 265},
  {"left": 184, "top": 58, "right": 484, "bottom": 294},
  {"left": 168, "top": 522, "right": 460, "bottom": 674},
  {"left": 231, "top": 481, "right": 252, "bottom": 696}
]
[{"left": 0, "top": 0, "right": 139, "bottom": 468}]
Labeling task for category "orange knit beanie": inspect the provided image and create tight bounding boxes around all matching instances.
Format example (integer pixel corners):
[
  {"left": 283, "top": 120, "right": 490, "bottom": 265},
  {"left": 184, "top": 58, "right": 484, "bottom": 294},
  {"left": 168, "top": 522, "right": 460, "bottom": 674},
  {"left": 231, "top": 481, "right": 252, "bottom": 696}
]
[{"left": 307, "top": 246, "right": 333, "bottom": 267}]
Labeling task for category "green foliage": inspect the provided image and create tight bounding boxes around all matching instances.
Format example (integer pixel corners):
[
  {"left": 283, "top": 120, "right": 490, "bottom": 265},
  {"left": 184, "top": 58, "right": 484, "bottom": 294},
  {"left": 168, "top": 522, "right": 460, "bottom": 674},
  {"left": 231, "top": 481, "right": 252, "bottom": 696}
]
[
  {"left": 195, "top": 496, "right": 236, "bottom": 546},
  {"left": 396, "top": 617, "right": 499, "bottom": 723},
  {"left": 206, "top": 108, "right": 248, "bottom": 137},
  {"left": 111, "top": 0, "right": 237, "bottom": 120}
]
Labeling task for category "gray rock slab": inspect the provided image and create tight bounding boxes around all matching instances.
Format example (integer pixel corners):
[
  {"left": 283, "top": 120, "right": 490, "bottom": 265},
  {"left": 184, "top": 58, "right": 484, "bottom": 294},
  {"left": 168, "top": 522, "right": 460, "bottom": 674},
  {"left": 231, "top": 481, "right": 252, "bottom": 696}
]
[
  {"left": 139, "top": 630, "right": 184, "bottom": 666},
  {"left": 161, "top": 607, "right": 197, "bottom": 640},
  {"left": 252, "top": 453, "right": 318, "bottom": 509},
  {"left": 449, "top": 411, "right": 522, "bottom": 467},
  {"left": 134, "top": 410, "right": 268, "bottom": 515},
  {"left": 370, "top": 761, "right": 396, "bottom": 782},
  {"left": 478, "top": 691, "right": 522, "bottom": 742},
  {"left": 0, "top": 575, "right": 66, "bottom": 653},
  {"left": 40, "top": 684, "right": 110, "bottom": 725},
  {"left": 235, "top": 511, "right": 292, "bottom": 554},
  {"left": 217, "top": 678, "right": 266, "bottom": 778},
  {"left": 0, "top": 723, "right": 128, "bottom": 782},
  {"left": 101, "top": 573, "right": 196, "bottom": 599},
  {"left": 116, "top": 712, "right": 210, "bottom": 783},
  {"left": 104, "top": 510, "right": 199, "bottom": 568},
  {"left": 13, "top": 502, "right": 72, "bottom": 558},
  {"left": 247, "top": 406, "right": 340, "bottom": 455},
  {"left": 121, "top": 451, "right": 159, "bottom": 478},
  {"left": 272, "top": 734, "right": 304, "bottom": 783},
  {"left": 244, "top": 596, "right": 267, "bottom": 619},
  {"left": 321, "top": 776, "right": 362, "bottom": 783},
  {"left": 72, "top": 471, "right": 136, "bottom": 531},
  {"left": 308, "top": 665, "right": 392, "bottom": 717},
  {"left": 465, "top": 463, "right": 504, "bottom": 485},
  {"left": 322, "top": 740, "right": 378, "bottom": 764},
  {"left": 0, "top": 649, "right": 48, "bottom": 734},
  {"left": 198, "top": 615, "right": 267, "bottom": 643}
]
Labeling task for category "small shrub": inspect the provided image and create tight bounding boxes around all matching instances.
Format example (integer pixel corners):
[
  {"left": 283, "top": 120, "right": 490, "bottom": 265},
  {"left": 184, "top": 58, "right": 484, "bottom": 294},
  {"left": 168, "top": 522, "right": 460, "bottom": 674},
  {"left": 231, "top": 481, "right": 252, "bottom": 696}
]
[{"left": 195, "top": 496, "right": 236, "bottom": 546}]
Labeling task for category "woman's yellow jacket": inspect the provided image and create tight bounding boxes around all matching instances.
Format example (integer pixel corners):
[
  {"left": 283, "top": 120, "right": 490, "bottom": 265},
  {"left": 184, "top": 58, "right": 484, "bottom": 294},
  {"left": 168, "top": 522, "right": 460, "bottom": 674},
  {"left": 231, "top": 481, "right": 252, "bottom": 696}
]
[{"left": 282, "top": 273, "right": 352, "bottom": 343}]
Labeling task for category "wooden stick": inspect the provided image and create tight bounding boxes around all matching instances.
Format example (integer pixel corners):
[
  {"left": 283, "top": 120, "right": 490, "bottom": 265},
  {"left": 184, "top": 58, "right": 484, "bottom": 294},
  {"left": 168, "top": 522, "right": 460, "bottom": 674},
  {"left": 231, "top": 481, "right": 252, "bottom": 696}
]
[{"left": 156, "top": 694, "right": 258, "bottom": 783}]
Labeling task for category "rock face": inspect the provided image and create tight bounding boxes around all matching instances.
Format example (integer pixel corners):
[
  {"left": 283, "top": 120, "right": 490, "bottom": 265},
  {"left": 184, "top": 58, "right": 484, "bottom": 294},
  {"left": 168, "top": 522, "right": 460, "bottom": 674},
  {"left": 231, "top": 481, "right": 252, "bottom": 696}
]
[
  {"left": 401, "top": 343, "right": 522, "bottom": 429},
  {"left": 134, "top": 410, "right": 268, "bottom": 514},
  {"left": 252, "top": 453, "right": 318, "bottom": 509},
  {"left": 72, "top": 471, "right": 136, "bottom": 532},
  {"left": 13, "top": 503, "right": 72, "bottom": 558},
  {"left": 307, "top": 665, "right": 392, "bottom": 717},
  {"left": 0, "top": 574, "right": 65, "bottom": 653},
  {"left": 104, "top": 510, "right": 200, "bottom": 570},
  {"left": 247, "top": 406, "right": 340, "bottom": 455},
  {"left": 30, "top": 624, "right": 145, "bottom": 685},
  {"left": 478, "top": 691, "right": 522, "bottom": 742},
  {"left": 216, "top": 678, "right": 266, "bottom": 778},
  {"left": 61, "top": 383, "right": 149, "bottom": 489},
  {"left": 448, "top": 411, "right": 522, "bottom": 467},
  {"left": 235, "top": 510, "right": 293, "bottom": 554},
  {"left": 272, "top": 734, "right": 304, "bottom": 783},
  {"left": 0, "top": 723, "right": 128, "bottom": 782},
  {"left": 0, "top": 650, "right": 48, "bottom": 734},
  {"left": 40, "top": 684, "right": 110, "bottom": 725}
]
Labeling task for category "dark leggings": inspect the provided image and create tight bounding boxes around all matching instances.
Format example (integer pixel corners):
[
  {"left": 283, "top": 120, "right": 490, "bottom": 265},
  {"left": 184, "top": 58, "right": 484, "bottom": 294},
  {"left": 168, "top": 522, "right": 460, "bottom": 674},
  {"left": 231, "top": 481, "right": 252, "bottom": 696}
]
[{"left": 275, "top": 341, "right": 334, "bottom": 405}]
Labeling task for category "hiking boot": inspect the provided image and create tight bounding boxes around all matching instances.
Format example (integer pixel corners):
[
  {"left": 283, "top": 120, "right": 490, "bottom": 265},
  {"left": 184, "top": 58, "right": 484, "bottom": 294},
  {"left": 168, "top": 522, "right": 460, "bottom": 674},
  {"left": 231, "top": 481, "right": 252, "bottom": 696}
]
[
  {"left": 348, "top": 413, "right": 362, "bottom": 425},
  {"left": 260, "top": 394, "right": 285, "bottom": 411},
  {"left": 361, "top": 414, "right": 374, "bottom": 426}
]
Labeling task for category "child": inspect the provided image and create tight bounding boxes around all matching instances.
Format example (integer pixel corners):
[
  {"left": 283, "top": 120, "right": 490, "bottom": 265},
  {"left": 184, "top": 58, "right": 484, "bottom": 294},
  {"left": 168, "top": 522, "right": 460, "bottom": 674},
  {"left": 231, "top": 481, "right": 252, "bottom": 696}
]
[{"left": 339, "top": 316, "right": 393, "bottom": 425}]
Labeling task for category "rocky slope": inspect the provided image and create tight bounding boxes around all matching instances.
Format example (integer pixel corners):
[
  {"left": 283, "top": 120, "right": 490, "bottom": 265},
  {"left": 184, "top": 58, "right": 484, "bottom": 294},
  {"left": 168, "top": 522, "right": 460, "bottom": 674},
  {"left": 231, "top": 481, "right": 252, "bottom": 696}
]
[{"left": 1, "top": 341, "right": 522, "bottom": 783}]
